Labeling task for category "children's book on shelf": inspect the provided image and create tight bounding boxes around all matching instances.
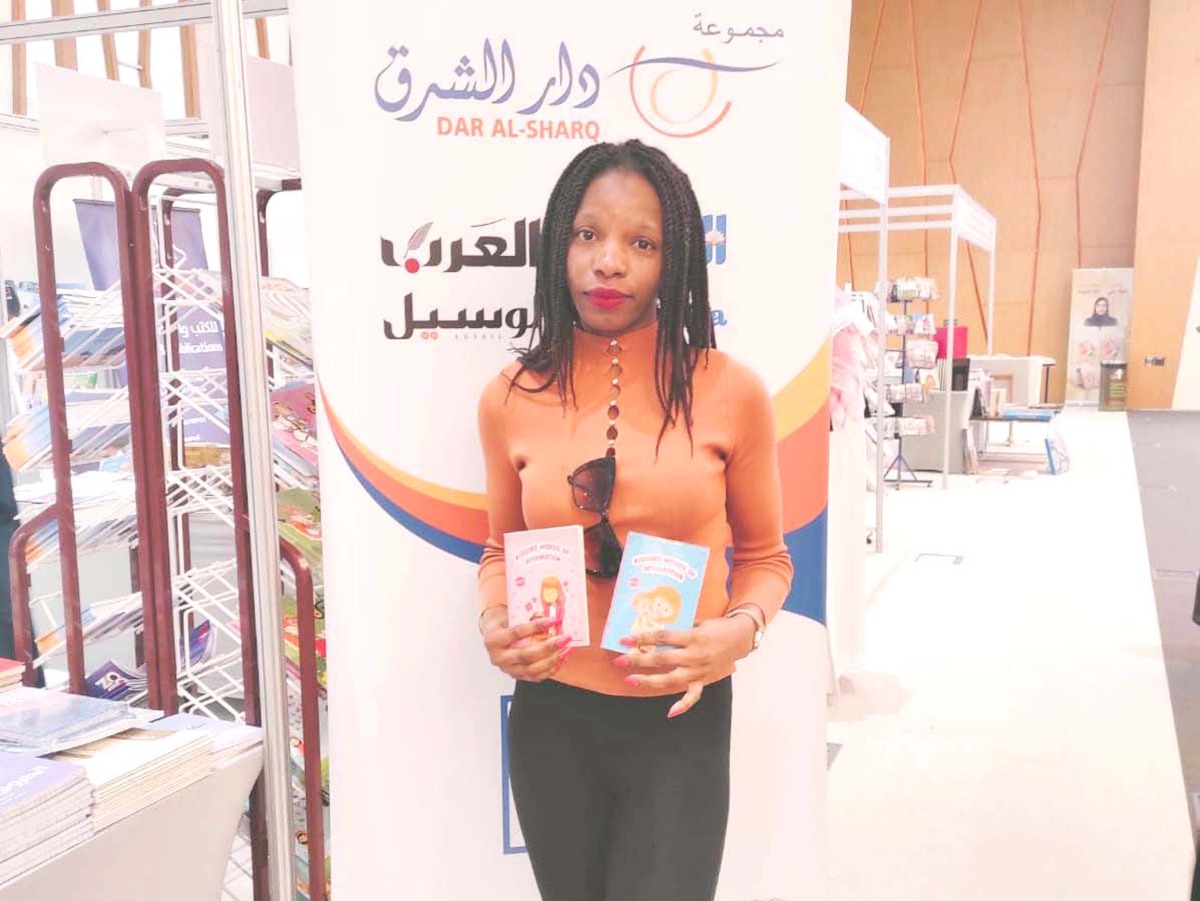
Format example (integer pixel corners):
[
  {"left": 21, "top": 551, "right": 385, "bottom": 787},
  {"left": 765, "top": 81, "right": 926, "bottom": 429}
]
[
  {"left": 278, "top": 488, "right": 322, "bottom": 572},
  {"left": 600, "top": 533, "right": 709, "bottom": 653},
  {"left": 504, "top": 525, "right": 588, "bottom": 647},
  {"left": 283, "top": 588, "right": 327, "bottom": 690}
]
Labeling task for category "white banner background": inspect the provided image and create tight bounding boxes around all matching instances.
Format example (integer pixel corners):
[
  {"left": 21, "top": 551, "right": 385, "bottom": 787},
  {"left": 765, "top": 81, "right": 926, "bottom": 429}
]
[{"left": 289, "top": 2, "right": 851, "bottom": 898}]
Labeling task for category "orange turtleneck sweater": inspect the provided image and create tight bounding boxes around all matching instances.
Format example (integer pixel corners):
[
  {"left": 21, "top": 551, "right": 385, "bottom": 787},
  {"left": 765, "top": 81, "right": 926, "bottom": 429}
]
[{"left": 476, "top": 322, "right": 793, "bottom": 697}]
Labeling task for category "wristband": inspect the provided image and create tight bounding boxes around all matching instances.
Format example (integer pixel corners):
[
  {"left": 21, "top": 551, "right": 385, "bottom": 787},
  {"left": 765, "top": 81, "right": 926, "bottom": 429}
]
[{"left": 724, "top": 608, "right": 764, "bottom": 653}]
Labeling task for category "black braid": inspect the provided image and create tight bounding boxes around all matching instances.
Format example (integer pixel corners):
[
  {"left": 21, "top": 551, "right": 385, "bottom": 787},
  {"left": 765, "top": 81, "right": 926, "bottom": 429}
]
[{"left": 510, "top": 139, "right": 715, "bottom": 450}]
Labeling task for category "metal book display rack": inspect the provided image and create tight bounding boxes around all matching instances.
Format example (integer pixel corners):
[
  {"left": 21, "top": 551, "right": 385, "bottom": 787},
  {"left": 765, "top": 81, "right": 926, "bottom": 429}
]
[{"left": 5, "top": 161, "right": 326, "bottom": 901}]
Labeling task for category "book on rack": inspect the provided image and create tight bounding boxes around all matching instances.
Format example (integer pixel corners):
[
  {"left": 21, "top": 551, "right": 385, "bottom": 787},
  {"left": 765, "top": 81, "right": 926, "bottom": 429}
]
[
  {"left": 0, "top": 291, "right": 126, "bottom": 372},
  {"left": 283, "top": 589, "right": 327, "bottom": 691},
  {"left": 271, "top": 381, "right": 319, "bottom": 488},
  {"left": 52, "top": 726, "right": 212, "bottom": 831},
  {"left": 0, "top": 688, "right": 145, "bottom": 756},
  {"left": 601, "top": 532, "right": 709, "bottom": 653},
  {"left": 0, "top": 754, "right": 94, "bottom": 887},
  {"left": 504, "top": 525, "right": 589, "bottom": 648},
  {"left": 278, "top": 488, "right": 322, "bottom": 573},
  {"left": 0, "top": 659, "right": 22, "bottom": 694}
]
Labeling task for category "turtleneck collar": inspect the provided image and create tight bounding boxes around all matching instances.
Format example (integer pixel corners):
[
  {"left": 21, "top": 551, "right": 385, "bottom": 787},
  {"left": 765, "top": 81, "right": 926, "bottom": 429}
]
[{"left": 573, "top": 319, "right": 658, "bottom": 358}]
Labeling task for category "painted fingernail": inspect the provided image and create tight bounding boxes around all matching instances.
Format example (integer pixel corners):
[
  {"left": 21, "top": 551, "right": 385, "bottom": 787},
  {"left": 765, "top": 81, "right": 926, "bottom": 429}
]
[
  {"left": 612, "top": 656, "right": 630, "bottom": 669},
  {"left": 555, "top": 635, "right": 572, "bottom": 648},
  {"left": 667, "top": 704, "right": 682, "bottom": 719},
  {"left": 620, "top": 637, "right": 636, "bottom": 647},
  {"left": 624, "top": 676, "right": 639, "bottom": 688}
]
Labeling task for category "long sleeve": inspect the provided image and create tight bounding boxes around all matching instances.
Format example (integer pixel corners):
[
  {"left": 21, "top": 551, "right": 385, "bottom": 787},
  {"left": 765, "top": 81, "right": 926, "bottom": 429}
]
[
  {"left": 477, "top": 373, "right": 525, "bottom": 613},
  {"left": 724, "top": 359, "right": 794, "bottom": 624}
]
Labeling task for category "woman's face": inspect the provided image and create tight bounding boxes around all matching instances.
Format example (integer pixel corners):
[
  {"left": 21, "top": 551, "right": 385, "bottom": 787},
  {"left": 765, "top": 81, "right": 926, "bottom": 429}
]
[
  {"left": 1095, "top": 298, "right": 1109, "bottom": 316},
  {"left": 566, "top": 168, "right": 663, "bottom": 338}
]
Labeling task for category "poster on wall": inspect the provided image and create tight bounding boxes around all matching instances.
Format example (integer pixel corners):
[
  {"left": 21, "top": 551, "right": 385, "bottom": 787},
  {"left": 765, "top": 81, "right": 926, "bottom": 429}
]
[
  {"left": 1173, "top": 259, "right": 1200, "bottom": 411},
  {"left": 1065, "top": 268, "right": 1133, "bottom": 405},
  {"left": 289, "top": 1, "right": 850, "bottom": 898}
]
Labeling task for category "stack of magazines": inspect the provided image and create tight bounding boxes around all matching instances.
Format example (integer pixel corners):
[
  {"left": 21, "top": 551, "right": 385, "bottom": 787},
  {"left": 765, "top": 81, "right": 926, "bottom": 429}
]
[
  {"left": 3, "top": 391, "right": 132, "bottom": 472},
  {"left": 0, "top": 754, "right": 94, "bottom": 886},
  {"left": 0, "top": 688, "right": 146, "bottom": 756},
  {"left": 0, "top": 660, "right": 21, "bottom": 694},
  {"left": 53, "top": 726, "right": 213, "bottom": 831},
  {"left": 0, "top": 291, "right": 126, "bottom": 372},
  {"left": 14, "top": 472, "right": 137, "bottom": 564}
]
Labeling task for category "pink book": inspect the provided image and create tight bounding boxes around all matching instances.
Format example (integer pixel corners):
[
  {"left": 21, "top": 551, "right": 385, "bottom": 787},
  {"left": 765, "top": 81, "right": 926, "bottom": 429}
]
[{"left": 504, "top": 526, "right": 589, "bottom": 648}]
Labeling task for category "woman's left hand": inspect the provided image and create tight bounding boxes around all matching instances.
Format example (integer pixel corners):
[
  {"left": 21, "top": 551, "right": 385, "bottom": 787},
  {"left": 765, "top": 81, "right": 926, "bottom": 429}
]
[{"left": 614, "top": 616, "right": 756, "bottom": 718}]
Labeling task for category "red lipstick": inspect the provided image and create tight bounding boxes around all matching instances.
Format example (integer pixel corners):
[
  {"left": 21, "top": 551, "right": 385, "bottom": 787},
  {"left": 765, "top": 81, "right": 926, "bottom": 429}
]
[{"left": 586, "top": 287, "right": 629, "bottom": 310}]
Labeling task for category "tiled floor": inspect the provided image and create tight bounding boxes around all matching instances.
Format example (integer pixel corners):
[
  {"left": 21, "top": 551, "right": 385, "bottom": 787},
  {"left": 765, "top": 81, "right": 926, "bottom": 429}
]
[{"left": 827, "top": 410, "right": 1196, "bottom": 900}]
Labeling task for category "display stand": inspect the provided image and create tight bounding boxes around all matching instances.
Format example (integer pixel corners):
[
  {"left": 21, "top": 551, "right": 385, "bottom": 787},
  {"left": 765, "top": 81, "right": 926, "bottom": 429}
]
[
  {"left": 836, "top": 104, "right": 890, "bottom": 552},
  {"left": 880, "top": 279, "right": 937, "bottom": 488},
  {"left": 841, "top": 185, "right": 998, "bottom": 487},
  {"left": 4, "top": 160, "right": 326, "bottom": 901}
]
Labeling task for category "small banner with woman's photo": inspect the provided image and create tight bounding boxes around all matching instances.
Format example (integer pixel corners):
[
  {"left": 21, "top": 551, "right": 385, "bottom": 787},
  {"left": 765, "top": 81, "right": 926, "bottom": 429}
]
[{"left": 1066, "top": 268, "right": 1133, "bottom": 405}]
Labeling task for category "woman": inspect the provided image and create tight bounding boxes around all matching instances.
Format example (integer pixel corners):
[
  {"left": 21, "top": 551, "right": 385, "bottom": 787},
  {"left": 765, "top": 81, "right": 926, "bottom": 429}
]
[
  {"left": 476, "top": 139, "right": 793, "bottom": 901},
  {"left": 1084, "top": 296, "right": 1119, "bottom": 328}
]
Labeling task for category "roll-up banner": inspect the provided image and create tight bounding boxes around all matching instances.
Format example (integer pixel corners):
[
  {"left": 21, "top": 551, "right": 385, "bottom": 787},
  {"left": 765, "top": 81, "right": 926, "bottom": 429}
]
[{"left": 289, "top": 2, "right": 851, "bottom": 897}]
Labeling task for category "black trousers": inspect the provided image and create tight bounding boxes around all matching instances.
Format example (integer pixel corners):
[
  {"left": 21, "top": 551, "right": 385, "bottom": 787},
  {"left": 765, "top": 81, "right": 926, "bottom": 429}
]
[{"left": 508, "top": 677, "right": 732, "bottom": 901}]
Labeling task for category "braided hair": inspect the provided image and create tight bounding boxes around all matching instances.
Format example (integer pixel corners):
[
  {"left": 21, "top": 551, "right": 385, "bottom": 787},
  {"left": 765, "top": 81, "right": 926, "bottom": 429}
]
[{"left": 511, "top": 139, "right": 715, "bottom": 448}]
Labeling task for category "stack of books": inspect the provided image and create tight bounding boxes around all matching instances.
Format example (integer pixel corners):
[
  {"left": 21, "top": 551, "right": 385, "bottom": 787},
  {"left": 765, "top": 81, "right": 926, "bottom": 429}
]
[
  {"left": 0, "top": 688, "right": 146, "bottom": 756},
  {"left": 146, "top": 713, "right": 262, "bottom": 765},
  {"left": 53, "top": 726, "right": 213, "bottom": 830},
  {"left": 0, "top": 660, "right": 22, "bottom": 694},
  {"left": 0, "top": 754, "right": 94, "bottom": 886}
]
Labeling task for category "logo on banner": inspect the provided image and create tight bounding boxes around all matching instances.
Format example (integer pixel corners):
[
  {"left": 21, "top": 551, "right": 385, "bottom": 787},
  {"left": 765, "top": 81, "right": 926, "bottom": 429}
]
[
  {"left": 615, "top": 43, "right": 779, "bottom": 139},
  {"left": 374, "top": 39, "right": 602, "bottom": 141},
  {"left": 380, "top": 212, "right": 726, "bottom": 340}
]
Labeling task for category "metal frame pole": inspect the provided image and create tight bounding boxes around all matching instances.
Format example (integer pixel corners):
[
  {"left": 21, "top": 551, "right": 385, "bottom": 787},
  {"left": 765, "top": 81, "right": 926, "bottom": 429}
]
[
  {"left": 874, "top": 146, "right": 890, "bottom": 552},
  {"left": 943, "top": 224, "right": 960, "bottom": 489},
  {"left": 987, "top": 248, "right": 996, "bottom": 355},
  {"left": 210, "top": 1, "right": 295, "bottom": 898}
]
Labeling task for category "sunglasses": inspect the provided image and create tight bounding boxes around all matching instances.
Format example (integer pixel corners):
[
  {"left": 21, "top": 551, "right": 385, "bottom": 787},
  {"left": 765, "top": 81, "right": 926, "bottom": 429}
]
[{"left": 567, "top": 456, "right": 623, "bottom": 578}]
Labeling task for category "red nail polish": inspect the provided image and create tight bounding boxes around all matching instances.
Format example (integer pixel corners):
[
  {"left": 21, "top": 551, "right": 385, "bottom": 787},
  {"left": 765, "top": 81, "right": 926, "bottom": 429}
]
[
  {"left": 620, "top": 637, "right": 636, "bottom": 647},
  {"left": 613, "top": 656, "right": 629, "bottom": 669},
  {"left": 624, "top": 676, "right": 639, "bottom": 688}
]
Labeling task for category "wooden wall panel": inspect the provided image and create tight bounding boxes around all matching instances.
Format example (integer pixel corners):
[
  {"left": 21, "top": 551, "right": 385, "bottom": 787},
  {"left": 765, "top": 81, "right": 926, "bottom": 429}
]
[
  {"left": 1128, "top": 0, "right": 1200, "bottom": 407},
  {"left": 839, "top": 0, "right": 1151, "bottom": 401}
]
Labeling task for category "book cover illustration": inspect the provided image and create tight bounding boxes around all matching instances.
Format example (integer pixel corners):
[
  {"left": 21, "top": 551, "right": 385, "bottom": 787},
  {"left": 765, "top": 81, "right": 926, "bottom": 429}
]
[
  {"left": 504, "top": 526, "right": 588, "bottom": 648},
  {"left": 601, "top": 532, "right": 710, "bottom": 653}
]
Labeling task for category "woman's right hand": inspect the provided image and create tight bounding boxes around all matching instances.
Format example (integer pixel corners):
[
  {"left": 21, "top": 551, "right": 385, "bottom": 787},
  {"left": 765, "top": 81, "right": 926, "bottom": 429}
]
[{"left": 480, "top": 608, "right": 573, "bottom": 682}]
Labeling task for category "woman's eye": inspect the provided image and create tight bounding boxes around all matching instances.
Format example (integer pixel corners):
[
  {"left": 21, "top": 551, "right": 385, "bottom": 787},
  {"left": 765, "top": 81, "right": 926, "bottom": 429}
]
[
  {"left": 576, "top": 228, "right": 596, "bottom": 241},
  {"left": 635, "top": 238, "right": 656, "bottom": 252}
]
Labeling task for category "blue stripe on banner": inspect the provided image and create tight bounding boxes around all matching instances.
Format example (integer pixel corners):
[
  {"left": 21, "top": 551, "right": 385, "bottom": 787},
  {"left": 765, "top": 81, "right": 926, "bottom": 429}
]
[
  {"left": 338, "top": 446, "right": 486, "bottom": 564},
  {"left": 782, "top": 508, "right": 828, "bottom": 624},
  {"left": 499, "top": 694, "right": 526, "bottom": 855}
]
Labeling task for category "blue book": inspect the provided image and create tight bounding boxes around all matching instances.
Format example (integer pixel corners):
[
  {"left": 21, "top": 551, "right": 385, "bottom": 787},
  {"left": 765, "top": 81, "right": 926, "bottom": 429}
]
[
  {"left": 601, "top": 533, "right": 710, "bottom": 652},
  {"left": 0, "top": 753, "right": 88, "bottom": 819}
]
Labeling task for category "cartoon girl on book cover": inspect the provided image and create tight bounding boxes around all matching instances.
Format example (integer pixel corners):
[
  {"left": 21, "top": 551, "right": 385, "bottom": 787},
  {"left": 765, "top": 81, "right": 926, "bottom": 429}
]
[
  {"left": 538, "top": 576, "right": 564, "bottom": 639},
  {"left": 630, "top": 586, "right": 682, "bottom": 636}
]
